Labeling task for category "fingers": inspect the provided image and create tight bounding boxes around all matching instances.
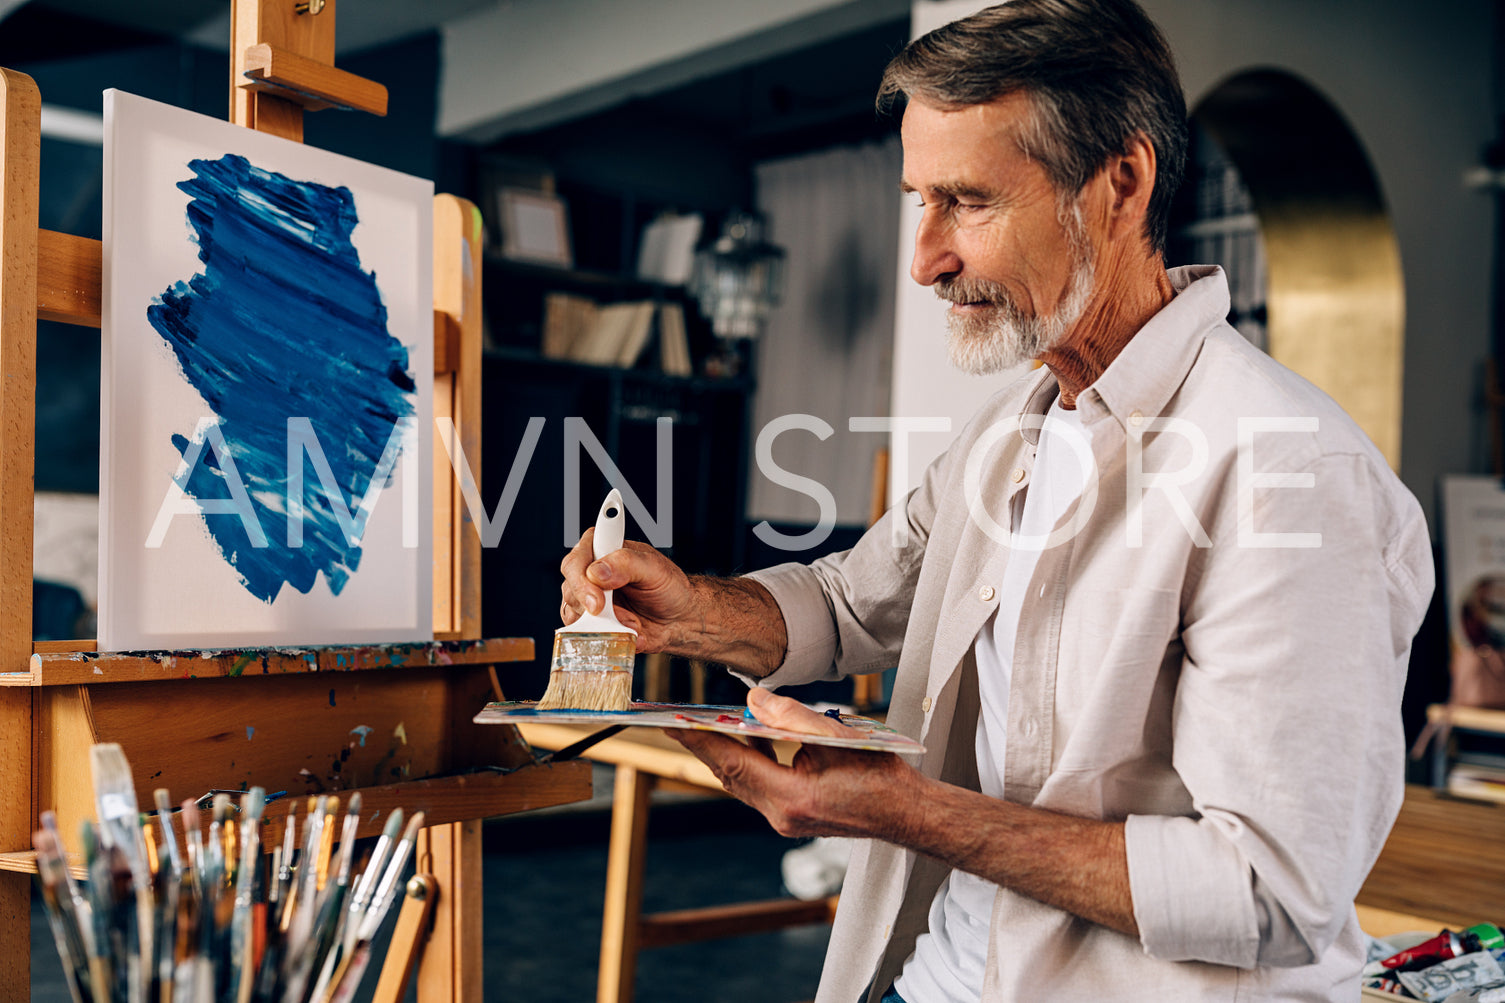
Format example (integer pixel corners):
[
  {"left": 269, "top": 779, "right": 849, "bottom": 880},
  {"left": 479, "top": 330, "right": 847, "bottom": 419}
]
[
  {"left": 560, "top": 537, "right": 668, "bottom": 622},
  {"left": 745, "top": 687, "right": 858, "bottom": 738},
  {"left": 583, "top": 541, "right": 664, "bottom": 591},
  {"left": 560, "top": 529, "right": 604, "bottom": 617},
  {"left": 669, "top": 729, "right": 782, "bottom": 795}
]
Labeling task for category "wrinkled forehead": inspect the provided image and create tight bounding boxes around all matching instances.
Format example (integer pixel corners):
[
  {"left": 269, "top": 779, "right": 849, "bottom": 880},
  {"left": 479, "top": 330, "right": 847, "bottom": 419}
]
[{"left": 899, "top": 93, "right": 1051, "bottom": 194}]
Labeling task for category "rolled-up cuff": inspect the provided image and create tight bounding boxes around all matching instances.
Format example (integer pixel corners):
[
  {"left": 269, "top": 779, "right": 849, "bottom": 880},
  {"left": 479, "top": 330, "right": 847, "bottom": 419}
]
[
  {"left": 1125, "top": 813, "right": 1261, "bottom": 969},
  {"left": 729, "top": 563, "right": 840, "bottom": 690}
]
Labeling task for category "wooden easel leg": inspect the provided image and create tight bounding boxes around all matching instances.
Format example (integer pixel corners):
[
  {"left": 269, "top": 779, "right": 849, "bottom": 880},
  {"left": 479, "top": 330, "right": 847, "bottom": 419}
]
[
  {"left": 598, "top": 765, "right": 654, "bottom": 1003},
  {"left": 415, "top": 820, "right": 483, "bottom": 1003},
  {"left": 0, "top": 871, "right": 29, "bottom": 999}
]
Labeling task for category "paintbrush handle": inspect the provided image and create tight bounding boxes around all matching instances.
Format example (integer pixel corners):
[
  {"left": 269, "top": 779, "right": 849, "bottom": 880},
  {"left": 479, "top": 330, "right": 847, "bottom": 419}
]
[
  {"left": 593, "top": 490, "right": 625, "bottom": 618},
  {"left": 592, "top": 489, "right": 625, "bottom": 559},
  {"left": 356, "top": 814, "right": 423, "bottom": 944}
]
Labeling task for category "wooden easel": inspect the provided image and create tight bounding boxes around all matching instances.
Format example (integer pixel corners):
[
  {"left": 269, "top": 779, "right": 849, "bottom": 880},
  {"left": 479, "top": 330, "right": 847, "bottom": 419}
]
[{"left": 0, "top": 1, "right": 591, "bottom": 999}]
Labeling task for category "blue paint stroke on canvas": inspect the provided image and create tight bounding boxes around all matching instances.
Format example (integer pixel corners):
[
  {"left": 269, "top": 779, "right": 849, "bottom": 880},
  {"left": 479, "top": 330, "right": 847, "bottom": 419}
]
[{"left": 147, "top": 154, "right": 416, "bottom": 603}]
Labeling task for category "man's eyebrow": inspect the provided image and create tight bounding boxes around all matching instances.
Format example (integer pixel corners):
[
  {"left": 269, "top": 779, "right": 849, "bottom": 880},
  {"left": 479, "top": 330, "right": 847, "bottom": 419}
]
[{"left": 898, "top": 180, "right": 996, "bottom": 202}]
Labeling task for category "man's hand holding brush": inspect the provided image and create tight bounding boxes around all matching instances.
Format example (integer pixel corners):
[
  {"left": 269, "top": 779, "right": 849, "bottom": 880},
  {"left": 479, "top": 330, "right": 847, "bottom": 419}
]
[{"left": 558, "top": 532, "right": 930, "bottom": 848}]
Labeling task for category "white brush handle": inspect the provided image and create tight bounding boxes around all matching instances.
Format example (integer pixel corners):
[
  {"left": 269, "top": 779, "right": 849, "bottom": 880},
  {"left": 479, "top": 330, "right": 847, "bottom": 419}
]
[
  {"left": 558, "top": 488, "right": 636, "bottom": 636},
  {"left": 594, "top": 489, "right": 625, "bottom": 618}
]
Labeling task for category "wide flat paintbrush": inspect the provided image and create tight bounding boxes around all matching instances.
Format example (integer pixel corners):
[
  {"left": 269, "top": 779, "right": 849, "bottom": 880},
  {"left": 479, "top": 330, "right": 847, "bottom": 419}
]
[
  {"left": 89, "top": 742, "right": 151, "bottom": 1003},
  {"left": 538, "top": 488, "right": 638, "bottom": 711}
]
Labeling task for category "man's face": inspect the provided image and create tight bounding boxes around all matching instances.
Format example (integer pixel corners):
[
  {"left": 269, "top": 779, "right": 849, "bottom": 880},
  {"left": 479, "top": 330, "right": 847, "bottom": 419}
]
[{"left": 900, "top": 93, "right": 1096, "bottom": 374}]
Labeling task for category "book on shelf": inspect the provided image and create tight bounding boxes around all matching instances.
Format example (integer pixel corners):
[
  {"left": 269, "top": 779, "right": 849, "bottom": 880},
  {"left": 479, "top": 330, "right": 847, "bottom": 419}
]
[
  {"left": 658, "top": 301, "right": 693, "bottom": 377},
  {"left": 541, "top": 294, "right": 677, "bottom": 373},
  {"left": 614, "top": 301, "right": 659, "bottom": 369},
  {"left": 636, "top": 212, "right": 703, "bottom": 285},
  {"left": 571, "top": 300, "right": 653, "bottom": 367},
  {"left": 541, "top": 292, "right": 597, "bottom": 360}
]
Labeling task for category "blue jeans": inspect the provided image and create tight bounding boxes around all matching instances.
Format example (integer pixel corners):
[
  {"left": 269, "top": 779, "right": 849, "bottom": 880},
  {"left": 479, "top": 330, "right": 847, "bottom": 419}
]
[{"left": 879, "top": 987, "right": 909, "bottom": 1003}]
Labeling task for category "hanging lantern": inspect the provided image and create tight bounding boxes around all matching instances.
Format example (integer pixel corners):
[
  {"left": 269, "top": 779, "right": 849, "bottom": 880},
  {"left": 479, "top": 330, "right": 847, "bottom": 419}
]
[{"left": 689, "top": 211, "right": 786, "bottom": 341}]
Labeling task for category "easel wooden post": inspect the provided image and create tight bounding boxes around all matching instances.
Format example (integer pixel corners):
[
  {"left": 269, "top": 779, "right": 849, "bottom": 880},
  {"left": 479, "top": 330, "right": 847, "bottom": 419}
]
[
  {"left": 0, "top": 3, "right": 585, "bottom": 1000},
  {"left": 0, "top": 64, "right": 41, "bottom": 1001}
]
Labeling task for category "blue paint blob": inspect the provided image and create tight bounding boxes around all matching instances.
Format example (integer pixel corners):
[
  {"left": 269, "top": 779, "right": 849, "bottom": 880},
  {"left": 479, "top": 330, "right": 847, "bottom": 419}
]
[
  {"left": 246, "top": 726, "right": 255, "bottom": 740},
  {"left": 329, "top": 688, "right": 337, "bottom": 708},
  {"left": 146, "top": 154, "right": 416, "bottom": 603},
  {"left": 350, "top": 725, "right": 373, "bottom": 747}
]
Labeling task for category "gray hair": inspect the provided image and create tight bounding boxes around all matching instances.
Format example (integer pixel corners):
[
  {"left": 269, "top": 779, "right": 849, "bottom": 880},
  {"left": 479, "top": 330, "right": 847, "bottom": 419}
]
[{"left": 878, "top": 0, "right": 1188, "bottom": 256}]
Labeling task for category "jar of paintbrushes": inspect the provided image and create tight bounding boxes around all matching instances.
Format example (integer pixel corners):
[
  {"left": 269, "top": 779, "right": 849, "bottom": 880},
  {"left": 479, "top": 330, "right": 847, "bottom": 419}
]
[{"left": 33, "top": 742, "right": 424, "bottom": 1003}]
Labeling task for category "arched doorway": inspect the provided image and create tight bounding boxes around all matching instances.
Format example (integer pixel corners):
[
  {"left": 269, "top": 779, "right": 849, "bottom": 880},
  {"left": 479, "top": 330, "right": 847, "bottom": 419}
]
[{"left": 1172, "top": 69, "right": 1405, "bottom": 469}]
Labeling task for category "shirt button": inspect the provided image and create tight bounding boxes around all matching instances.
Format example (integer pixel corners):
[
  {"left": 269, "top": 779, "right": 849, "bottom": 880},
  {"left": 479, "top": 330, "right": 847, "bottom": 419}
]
[
  {"left": 921, "top": 696, "right": 932, "bottom": 713},
  {"left": 978, "top": 585, "right": 995, "bottom": 602},
  {"left": 1129, "top": 409, "right": 1145, "bottom": 427},
  {"left": 1010, "top": 467, "right": 1025, "bottom": 483}
]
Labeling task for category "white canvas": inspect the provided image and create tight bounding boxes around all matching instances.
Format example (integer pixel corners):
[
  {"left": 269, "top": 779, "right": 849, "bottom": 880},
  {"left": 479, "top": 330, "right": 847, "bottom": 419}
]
[{"left": 100, "top": 90, "right": 433, "bottom": 650}]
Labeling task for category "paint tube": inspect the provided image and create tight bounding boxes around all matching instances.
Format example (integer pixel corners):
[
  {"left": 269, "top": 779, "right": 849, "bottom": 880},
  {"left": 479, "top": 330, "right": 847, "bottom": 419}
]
[
  {"left": 1364, "top": 923, "right": 1505, "bottom": 977},
  {"left": 1394, "top": 947, "right": 1505, "bottom": 1002}
]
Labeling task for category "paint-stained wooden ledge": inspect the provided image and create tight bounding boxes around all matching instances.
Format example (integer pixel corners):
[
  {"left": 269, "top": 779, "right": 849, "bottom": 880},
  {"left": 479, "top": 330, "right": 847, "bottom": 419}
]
[
  {"left": 0, "top": 755, "right": 591, "bottom": 873},
  {"left": 3, "top": 636, "right": 535, "bottom": 686}
]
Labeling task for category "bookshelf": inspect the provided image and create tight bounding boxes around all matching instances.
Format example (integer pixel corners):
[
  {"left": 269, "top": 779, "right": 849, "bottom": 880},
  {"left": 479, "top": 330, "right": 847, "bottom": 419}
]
[{"left": 477, "top": 350, "right": 754, "bottom": 702}]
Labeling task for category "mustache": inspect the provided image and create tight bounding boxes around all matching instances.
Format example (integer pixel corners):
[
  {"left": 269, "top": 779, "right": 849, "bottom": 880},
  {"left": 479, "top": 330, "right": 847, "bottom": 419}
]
[{"left": 934, "top": 277, "right": 1012, "bottom": 308}]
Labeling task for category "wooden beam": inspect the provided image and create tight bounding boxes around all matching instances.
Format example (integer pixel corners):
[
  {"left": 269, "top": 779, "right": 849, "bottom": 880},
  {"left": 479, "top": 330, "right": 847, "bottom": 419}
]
[
  {"left": 1426, "top": 702, "right": 1505, "bottom": 733},
  {"left": 4, "top": 759, "right": 591, "bottom": 869},
  {"left": 637, "top": 896, "right": 839, "bottom": 948},
  {"left": 599, "top": 765, "right": 653, "bottom": 1003},
  {"left": 9, "top": 636, "right": 536, "bottom": 686},
  {"left": 242, "top": 43, "right": 388, "bottom": 116},
  {"left": 433, "top": 309, "right": 460, "bottom": 374},
  {"left": 431, "top": 196, "right": 485, "bottom": 638},
  {"left": 415, "top": 821, "right": 483, "bottom": 1002},
  {"left": 231, "top": 0, "right": 337, "bottom": 140},
  {"left": 36, "top": 229, "right": 100, "bottom": 327},
  {"left": 372, "top": 873, "right": 439, "bottom": 1003},
  {"left": 0, "top": 65, "right": 40, "bottom": 999}
]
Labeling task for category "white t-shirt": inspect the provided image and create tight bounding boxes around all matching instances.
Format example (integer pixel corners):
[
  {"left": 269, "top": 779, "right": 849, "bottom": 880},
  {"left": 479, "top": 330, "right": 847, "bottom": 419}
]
[{"left": 895, "top": 399, "right": 1090, "bottom": 1003}]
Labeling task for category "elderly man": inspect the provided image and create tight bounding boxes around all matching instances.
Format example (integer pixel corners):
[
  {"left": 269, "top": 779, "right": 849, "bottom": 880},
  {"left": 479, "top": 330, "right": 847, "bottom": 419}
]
[{"left": 559, "top": 0, "right": 1434, "bottom": 999}]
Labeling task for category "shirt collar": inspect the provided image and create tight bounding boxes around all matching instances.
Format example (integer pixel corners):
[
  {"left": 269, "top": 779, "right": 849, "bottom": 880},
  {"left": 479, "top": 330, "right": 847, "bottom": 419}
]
[
  {"left": 1012, "top": 264, "right": 1230, "bottom": 440},
  {"left": 1079, "top": 264, "right": 1230, "bottom": 426}
]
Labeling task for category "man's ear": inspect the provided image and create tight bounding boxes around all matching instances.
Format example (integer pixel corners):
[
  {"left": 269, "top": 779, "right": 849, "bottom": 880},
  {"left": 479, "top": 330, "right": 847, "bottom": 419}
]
[{"left": 1106, "top": 131, "right": 1158, "bottom": 244}]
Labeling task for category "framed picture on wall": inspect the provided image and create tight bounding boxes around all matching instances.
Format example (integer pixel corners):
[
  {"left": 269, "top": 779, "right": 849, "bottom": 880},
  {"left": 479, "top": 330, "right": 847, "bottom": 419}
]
[{"left": 497, "top": 187, "right": 573, "bottom": 268}]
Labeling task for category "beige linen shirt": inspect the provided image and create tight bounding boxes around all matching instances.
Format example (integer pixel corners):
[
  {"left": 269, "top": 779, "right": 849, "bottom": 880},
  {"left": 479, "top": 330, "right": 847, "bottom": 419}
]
[{"left": 747, "top": 266, "right": 1434, "bottom": 1002}]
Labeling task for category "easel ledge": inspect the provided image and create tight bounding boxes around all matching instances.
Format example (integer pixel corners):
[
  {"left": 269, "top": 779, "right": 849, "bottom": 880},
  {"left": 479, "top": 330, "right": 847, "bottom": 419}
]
[
  {"left": 0, "top": 755, "right": 592, "bottom": 880},
  {"left": 7, "top": 637, "right": 535, "bottom": 686}
]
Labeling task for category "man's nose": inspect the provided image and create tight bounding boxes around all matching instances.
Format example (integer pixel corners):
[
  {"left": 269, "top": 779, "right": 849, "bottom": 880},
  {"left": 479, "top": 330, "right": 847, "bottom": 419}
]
[{"left": 910, "top": 209, "right": 962, "bottom": 286}]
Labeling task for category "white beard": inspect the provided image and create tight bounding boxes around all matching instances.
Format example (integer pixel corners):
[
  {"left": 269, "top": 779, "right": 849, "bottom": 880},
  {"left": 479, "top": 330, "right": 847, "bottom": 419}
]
[{"left": 940, "top": 205, "right": 1096, "bottom": 376}]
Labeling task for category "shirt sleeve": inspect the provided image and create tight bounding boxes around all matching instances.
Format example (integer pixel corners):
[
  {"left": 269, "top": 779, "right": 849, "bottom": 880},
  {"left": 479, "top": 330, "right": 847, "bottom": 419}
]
[
  {"left": 1124, "top": 450, "right": 1434, "bottom": 968},
  {"left": 736, "top": 439, "right": 956, "bottom": 690}
]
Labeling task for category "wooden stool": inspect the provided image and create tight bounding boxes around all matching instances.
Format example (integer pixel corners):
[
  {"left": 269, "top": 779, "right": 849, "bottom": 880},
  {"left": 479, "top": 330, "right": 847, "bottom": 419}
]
[{"left": 518, "top": 722, "right": 839, "bottom": 1003}]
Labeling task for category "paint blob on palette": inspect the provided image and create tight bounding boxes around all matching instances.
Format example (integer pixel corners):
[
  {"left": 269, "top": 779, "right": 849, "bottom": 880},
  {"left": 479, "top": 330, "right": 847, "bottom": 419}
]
[
  {"left": 146, "top": 154, "right": 417, "bottom": 604},
  {"left": 100, "top": 90, "right": 434, "bottom": 650}
]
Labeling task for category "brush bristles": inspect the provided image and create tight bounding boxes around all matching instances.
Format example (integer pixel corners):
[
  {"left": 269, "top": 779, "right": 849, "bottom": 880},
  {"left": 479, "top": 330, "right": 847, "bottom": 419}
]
[
  {"left": 536, "top": 668, "right": 633, "bottom": 711},
  {"left": 540, "top": 629, "right": 635, "bottom": 711}
]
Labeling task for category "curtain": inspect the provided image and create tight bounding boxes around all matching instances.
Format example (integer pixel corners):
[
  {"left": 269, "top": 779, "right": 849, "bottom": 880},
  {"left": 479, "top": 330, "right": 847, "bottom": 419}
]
[{"left": 749, "top": 135, "right": 902, "bottom": 526}]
